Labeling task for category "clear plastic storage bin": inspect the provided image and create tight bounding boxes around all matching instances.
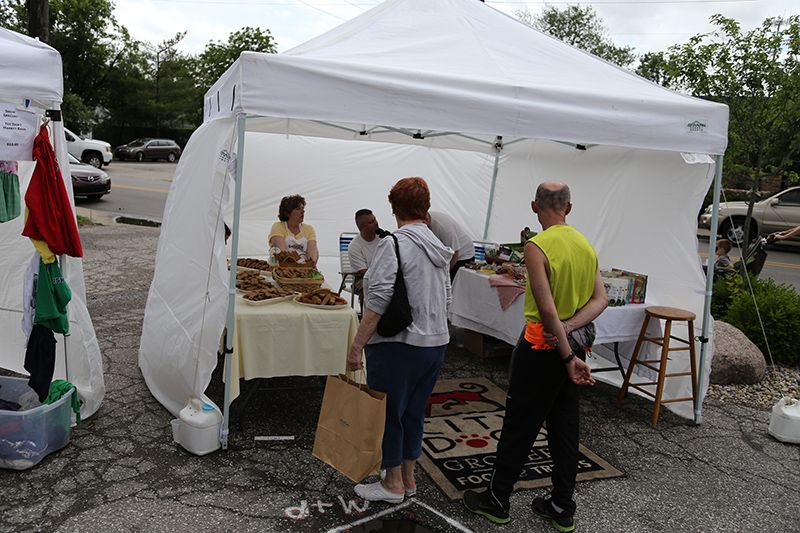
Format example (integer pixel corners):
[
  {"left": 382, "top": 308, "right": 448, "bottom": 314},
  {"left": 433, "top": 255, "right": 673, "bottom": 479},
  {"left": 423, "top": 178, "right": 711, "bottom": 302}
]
[{"left": 0, "top": 376, "right": 73, "bottom": 470}]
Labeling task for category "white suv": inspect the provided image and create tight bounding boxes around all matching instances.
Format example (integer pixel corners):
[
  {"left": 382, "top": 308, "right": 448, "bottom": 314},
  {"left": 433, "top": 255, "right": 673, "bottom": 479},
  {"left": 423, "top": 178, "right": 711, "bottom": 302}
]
[{"left": 64, "top": 127, "right": 112, "bottom": 168}]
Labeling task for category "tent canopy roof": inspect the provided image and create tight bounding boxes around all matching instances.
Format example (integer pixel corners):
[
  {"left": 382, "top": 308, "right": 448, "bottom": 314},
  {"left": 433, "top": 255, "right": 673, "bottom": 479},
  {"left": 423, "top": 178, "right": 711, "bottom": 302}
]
[
  {"left": 0, "top": 27, "right": 63, "bottom": 105},
  {"left": 205, "top": 0, "right": 728, "bottom": 155}
]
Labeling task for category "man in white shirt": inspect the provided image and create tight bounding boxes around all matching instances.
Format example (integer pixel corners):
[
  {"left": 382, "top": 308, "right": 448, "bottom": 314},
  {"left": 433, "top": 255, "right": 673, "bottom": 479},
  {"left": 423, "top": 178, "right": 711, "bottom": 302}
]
[
  {"left": 348, "top": 209, "right": 382, "bottom": 300},
  {"left": 426, "top": 211, "right": 475, "bottom": 281}
]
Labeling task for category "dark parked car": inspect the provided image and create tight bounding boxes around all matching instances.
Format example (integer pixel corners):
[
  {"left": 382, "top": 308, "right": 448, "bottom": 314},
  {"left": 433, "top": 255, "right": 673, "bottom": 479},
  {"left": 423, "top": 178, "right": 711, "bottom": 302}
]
[
  {"left": 115, "top": 138, "right": 182, "bottom": 162},
  {"left": 69, "top": 153, "right": 111, "bottom": 199}
]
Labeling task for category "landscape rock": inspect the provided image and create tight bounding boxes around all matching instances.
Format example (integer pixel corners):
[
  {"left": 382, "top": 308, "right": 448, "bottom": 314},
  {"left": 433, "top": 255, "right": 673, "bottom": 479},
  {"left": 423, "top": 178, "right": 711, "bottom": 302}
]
[{"left": 710, "top": 321, "right": 766, "bottom": 385}]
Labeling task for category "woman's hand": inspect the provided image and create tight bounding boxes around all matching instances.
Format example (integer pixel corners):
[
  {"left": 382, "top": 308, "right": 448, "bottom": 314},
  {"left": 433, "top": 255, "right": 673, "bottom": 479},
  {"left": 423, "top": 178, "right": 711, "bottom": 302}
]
[{"left": 347, "top": 343, "right": 364, "bottom": 371}]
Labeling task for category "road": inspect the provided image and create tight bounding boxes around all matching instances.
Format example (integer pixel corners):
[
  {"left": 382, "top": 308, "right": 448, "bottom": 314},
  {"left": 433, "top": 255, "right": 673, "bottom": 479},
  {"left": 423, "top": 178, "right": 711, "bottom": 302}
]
[
  {"left": 74, "top": 160, "right": 175, "bottom": 224},
  {"left": 83, "top": 161, "right": 800, "bottom": 292}
]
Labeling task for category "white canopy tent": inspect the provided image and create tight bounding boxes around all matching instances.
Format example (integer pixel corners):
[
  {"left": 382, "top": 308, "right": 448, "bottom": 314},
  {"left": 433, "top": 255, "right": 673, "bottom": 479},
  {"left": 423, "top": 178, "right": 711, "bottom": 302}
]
[
  {"left": 0, "top": 28, "right": 105, "bottom": 419},
  {"left": 139, "top": 0, "right": 728, "bottom": 443}
]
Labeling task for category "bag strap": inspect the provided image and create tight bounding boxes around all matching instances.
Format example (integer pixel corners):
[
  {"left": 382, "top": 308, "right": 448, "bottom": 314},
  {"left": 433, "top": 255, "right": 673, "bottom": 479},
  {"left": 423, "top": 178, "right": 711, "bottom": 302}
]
[{"left": 388, "top": 233, "right": 404, "bottom": 276}]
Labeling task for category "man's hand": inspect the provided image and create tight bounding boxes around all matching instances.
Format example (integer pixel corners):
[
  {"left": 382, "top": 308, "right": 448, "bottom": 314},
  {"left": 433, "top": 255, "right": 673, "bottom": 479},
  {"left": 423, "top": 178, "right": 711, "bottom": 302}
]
[
  {"left": 347, "top": 344, "right": 364, "bottom": 371},
  {"left": 566, "top": 357, "right": 595, "bottom": 386}
]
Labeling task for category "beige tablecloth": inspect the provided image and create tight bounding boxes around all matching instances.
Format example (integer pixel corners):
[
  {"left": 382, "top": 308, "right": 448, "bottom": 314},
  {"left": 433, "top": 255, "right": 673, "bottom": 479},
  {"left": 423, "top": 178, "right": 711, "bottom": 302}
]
[{"left": 225, "top": 296, "right": 359, "bottom": 403}]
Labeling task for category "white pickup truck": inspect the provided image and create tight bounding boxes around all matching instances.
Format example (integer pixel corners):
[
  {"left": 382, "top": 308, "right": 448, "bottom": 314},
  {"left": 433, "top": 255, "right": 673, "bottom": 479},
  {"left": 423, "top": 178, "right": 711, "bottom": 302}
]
[{"left": 64, "top": 127, "right": 112, "bottom": 168}]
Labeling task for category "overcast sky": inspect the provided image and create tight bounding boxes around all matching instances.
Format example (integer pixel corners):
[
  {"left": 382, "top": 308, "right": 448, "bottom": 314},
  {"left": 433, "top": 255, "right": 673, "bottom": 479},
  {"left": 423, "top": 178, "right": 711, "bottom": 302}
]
[{"left": 114, "top": 0, "right": 798, "bottom": 58}]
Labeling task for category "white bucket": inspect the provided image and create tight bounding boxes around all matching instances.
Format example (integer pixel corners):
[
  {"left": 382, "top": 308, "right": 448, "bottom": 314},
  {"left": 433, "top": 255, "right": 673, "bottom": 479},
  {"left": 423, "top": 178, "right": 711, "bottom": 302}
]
[
  {"left": 178, "top": 398, "right": 222, "bottom": 456},
  {"left": 769, "top": 398, "right": 800, "bottom": 444}
]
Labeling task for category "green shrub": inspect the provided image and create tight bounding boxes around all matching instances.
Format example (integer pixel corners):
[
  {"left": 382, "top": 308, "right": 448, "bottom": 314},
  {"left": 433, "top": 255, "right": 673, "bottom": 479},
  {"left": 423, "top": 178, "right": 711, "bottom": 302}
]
[{"left": 722, "top": 277, "right": 800, "bottom": 367}]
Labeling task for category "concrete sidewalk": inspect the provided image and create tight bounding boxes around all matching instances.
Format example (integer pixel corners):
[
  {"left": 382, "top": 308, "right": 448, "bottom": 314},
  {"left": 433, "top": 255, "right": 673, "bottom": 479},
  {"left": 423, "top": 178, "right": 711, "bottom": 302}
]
[{"left": 1, "top": 219, "right": 798, "bottom": 533}]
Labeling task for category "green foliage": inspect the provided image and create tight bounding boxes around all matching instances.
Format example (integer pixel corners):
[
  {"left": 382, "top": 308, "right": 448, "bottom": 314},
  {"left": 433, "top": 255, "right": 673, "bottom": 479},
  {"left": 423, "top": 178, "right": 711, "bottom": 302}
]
[
  {"left": 193, "top": 27, "right": 278, "bottom": 92},
  {"left": 0, "top": 0, "right": 26, "bottom": 32},
  {"left": 662, "top": 14, "right": 800, "bottom": 244},
  {"left": 720, "top": 277, "right": 800, "bottom": 366},
  {"left": 634, "top": 52, "right": 674, "bottom": 87},
  {"left": 61, "top": 92, "right": 97, "bottom": 133},
  {"left": 711, "top": 271, "right": 759, "bottom": 318},
  {"left": 515, "top": 5, "right": 635, "bottom": 68},
  {"left": 668, "top": 16, "right": 800, "bottom": 179}
]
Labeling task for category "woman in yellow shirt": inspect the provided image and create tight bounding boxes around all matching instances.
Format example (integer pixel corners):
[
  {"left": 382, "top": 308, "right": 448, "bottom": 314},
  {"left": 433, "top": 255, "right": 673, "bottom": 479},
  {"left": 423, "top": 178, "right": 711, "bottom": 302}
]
[{"left": 268, "top": 195, "right": 319, "bottom": 263}]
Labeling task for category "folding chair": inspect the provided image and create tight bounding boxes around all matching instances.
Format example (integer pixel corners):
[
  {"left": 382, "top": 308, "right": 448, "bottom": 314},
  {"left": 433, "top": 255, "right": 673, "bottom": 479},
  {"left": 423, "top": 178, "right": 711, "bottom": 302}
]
[{"left": 337, "top": 232, "right": 361, "bottom": 314}]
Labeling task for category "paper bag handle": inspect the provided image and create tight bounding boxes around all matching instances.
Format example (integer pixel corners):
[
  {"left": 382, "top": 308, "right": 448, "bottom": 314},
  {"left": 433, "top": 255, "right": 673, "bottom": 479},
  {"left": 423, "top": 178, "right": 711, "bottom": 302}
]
[{"left": 346, "top": 368, "right": 367, "bottom": 384}]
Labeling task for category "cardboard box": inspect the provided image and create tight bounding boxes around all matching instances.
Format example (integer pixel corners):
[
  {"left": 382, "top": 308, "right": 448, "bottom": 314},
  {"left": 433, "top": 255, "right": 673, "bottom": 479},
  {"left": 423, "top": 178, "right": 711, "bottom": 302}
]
[{"left": 464, "top": 329, "right": 513, "bottom": 359}]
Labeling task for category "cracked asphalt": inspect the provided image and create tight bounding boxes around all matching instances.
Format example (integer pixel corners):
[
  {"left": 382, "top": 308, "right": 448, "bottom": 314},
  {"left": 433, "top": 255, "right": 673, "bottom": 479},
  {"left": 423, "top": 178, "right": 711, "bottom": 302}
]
[{"left": 1, "top": 215, "right": 798, "bottom": 532}]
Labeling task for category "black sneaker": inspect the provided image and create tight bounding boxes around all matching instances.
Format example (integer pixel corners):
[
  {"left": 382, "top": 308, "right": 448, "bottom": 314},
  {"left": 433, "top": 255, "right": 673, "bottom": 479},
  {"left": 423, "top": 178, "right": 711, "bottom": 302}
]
[
  {"left": 532, "top": 496, "right": 574, "bottom": 532},
  {"left": 463, "top": 489, "right": 510, "bottom": 524}
]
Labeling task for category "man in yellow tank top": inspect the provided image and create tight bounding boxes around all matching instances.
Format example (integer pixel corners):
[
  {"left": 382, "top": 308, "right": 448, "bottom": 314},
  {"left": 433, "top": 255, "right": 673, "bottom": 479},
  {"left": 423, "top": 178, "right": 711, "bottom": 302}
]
[{"left": 464, "top": 181, "right": 608, "bottom": 532}]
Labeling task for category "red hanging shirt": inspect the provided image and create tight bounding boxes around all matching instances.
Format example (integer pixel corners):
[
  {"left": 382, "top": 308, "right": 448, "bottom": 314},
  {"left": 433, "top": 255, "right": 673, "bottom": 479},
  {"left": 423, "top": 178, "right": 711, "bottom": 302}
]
[{"left": 21, "top": 124, "right": 83, "bottom": 258}]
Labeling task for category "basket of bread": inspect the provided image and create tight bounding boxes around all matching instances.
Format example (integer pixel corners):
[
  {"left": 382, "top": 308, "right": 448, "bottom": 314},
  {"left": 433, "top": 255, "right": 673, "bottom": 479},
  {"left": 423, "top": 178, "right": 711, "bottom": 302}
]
[
  {"left": 275, "top": 250, "right": 316, "bottom": 269},
  {"left": 273, "top": 266, "right": 324, "bottom": 293}
]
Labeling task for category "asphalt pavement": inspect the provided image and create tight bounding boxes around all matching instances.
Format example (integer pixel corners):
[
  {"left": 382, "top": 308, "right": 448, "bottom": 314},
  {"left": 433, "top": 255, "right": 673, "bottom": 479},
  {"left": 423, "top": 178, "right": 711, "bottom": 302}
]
[{"left": 1, "top": 214, "right": 798, "bottom": 533}]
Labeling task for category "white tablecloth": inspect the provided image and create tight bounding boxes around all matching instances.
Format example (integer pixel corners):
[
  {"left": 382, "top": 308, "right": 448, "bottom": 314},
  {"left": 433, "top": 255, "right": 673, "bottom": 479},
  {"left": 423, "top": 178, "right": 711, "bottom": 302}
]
[
  {"left": 225, "top": 296, "right": 359, "bottom": 403},
  {"left": 450, "top": 268, "right": 661, "bottom": 382}
]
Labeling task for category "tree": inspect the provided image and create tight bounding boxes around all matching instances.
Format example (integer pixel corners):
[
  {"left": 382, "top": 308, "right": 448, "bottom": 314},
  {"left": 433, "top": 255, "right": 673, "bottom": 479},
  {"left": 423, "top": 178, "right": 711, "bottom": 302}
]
[
  {"left": 665, "top": 15, "right": 800, "bottom": 245},
  {"left": 634, "top": 52, "right": 674, "bottom": 88},
  {"left": 193, "top": 27, "right": 278, "bottom": 92},
  {"left": 516, "top": 5, "right": 636, "bottom": 68}
]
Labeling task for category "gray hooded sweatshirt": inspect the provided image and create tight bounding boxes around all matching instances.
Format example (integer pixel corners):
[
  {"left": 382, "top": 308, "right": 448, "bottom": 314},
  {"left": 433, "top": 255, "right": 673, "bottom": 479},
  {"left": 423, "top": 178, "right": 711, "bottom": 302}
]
[{"left": 364, "top": 222, "right": 453, "bottom": 347}]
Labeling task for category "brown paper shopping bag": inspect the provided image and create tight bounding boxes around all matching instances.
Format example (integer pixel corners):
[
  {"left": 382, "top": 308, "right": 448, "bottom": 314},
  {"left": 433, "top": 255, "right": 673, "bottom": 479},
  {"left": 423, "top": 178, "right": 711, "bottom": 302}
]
[{"left": 312, "top": 373, "right": 386, "bottom": 482}]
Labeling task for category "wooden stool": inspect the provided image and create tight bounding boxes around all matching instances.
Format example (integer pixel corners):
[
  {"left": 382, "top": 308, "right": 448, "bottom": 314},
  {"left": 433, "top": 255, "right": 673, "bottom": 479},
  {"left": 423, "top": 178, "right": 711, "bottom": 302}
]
[{"left": 616, "top": 306, "right": 698, "bottom": 427}]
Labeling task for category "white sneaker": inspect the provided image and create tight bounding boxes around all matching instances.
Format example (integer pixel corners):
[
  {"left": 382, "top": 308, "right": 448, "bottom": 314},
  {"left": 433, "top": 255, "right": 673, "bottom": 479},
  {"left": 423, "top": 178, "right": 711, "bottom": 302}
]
[{"left": 354, "top": 480, "right": 404, "bottom": 504}]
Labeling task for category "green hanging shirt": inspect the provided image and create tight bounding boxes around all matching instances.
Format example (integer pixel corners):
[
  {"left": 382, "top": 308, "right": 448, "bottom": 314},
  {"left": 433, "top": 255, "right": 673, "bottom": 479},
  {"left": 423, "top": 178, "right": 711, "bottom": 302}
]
[{"left": 34, "top": 257, "right": 72, "bottom": 334}]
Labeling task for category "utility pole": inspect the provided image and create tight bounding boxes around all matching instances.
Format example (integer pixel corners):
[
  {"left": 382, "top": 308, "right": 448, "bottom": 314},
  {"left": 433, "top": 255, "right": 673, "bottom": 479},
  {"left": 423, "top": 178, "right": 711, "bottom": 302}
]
[{"left": 27, "top": 0, "right": 49, "bottom": 43}]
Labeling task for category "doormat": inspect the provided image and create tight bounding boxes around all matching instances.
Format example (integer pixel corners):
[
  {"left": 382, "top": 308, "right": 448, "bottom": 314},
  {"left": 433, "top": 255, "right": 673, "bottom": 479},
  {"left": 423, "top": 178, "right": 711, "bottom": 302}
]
[{"left": 418, "top": 377, "right": 623, "bottom": 500}]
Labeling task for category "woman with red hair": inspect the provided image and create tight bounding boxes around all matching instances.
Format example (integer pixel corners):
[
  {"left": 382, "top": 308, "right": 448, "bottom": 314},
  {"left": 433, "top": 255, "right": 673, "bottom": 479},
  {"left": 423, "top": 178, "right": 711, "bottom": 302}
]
[{"left": 347, "top": 177, "right": 453, "bottom": 504}]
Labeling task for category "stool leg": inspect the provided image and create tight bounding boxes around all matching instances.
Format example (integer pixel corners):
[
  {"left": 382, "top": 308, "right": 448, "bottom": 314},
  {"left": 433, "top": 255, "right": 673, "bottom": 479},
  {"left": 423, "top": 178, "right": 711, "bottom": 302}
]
[
  {"left": 616, "top": 315, "right": 651, "bottom": 407},
  {"left": 687, "top": 319, "right": 698, "bottom": 405},
  {"left": 651, "top": 319, "right": 673, "bottom": 428}
]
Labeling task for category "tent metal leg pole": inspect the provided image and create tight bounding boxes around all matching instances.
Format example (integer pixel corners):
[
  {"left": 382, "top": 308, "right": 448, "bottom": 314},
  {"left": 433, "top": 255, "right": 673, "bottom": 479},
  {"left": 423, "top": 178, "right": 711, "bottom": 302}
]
[
  {"left": 695, "top": 154, "right": 724, "bottom": 425},
  {"left": 482, "top": 137, "right": 502, "bottom": 240},
  {"left": 222, "top": 113, "right": 248, "bottom": 449}
]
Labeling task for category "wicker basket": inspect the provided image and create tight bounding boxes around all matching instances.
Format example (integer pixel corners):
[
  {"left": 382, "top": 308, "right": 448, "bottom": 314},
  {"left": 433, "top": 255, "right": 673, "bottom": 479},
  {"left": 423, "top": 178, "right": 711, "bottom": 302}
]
[
  {"left": 278, "top": 258, "right": 316, "bottom": 269},
  {"left": 273, "top": 267, "right": 324, "bottom": 293}
]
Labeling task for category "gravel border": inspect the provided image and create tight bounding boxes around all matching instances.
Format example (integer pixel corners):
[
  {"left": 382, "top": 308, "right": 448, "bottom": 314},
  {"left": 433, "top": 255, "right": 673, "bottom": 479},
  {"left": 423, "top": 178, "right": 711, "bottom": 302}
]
[{"left": 707, "top": 363, "right": 800, "bottom": 409}]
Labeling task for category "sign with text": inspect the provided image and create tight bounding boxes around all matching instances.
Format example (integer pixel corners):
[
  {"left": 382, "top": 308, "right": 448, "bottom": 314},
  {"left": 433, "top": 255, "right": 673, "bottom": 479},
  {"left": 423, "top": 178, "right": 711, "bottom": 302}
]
[
  {"left": 418, "top": 378, "right": 623, "bottom": 500},
  {"left": 1, "top": 105, "right": 37, "bottom": 161}
]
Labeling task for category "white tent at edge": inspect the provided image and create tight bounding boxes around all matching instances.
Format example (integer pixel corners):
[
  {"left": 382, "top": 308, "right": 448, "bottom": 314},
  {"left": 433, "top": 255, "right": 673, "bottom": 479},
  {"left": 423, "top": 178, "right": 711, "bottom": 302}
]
[
  {"left": 0, "top": 28, "right": 105, "bottom": 419},
  {"left": 139, "top": 0, "right": 728, "bottom": 443}
]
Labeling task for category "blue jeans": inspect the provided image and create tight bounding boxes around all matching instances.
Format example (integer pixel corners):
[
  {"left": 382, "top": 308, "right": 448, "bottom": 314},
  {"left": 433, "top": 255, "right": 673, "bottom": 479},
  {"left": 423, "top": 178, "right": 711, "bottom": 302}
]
[{"left": 366, "top": 342, "right": 446, "bottom": 469}]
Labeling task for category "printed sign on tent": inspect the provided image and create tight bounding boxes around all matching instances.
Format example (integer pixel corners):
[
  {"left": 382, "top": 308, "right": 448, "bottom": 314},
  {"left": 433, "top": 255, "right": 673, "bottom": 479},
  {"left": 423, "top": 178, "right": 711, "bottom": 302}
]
[{"left": 1, "top": 104, "right": 37, "bottom": 161}]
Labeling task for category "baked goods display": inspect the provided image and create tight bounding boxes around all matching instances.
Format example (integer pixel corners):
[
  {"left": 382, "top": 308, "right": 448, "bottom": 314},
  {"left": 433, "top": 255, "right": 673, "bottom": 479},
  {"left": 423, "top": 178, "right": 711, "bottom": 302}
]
[
  {"left": 235, "top": 270, "right": 272, "bottom": 292},
  {"left": 237, "top": 257, "right": 272, "bottom": 271},
  {"left": 275, "top": 250, "right": 315, "bottom": 268},
  {"left": 273, "top": 266, "right": 324, "bottom": 293},
  {"left": 295, "top": 288, "right": 347, "bottom": 306},
  {"left": 242, "top": 285, "right": 296, "bottom": 302},
  {"left": 273, "top": 267, "right": 323, "bottom": 280}
]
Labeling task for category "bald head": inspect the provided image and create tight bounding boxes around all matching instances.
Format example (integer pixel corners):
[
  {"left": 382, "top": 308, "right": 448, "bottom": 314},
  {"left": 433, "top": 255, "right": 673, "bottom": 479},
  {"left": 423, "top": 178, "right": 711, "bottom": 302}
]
[{"left": 535, "top": 181, "right": 571, "bottom": 213}]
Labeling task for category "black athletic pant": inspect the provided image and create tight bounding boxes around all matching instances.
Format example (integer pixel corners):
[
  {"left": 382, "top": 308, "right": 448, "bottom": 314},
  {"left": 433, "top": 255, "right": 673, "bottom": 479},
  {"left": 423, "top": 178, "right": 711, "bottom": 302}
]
[{"left": 489, "top": 333, "right": 580, "bottom": 514}]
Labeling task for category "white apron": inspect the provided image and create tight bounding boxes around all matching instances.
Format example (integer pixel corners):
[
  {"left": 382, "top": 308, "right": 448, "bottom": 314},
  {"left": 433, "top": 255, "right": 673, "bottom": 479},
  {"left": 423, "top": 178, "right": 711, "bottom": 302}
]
[{"left": 284, "top": 222, "right": 309, "bottom": 258}]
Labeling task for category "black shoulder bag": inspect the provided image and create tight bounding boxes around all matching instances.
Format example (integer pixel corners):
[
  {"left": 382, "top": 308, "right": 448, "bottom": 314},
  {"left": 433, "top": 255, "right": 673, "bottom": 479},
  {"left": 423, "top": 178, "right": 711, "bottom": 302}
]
[{"left": 376, "top": 234, "right": 413, "bottom": 337}]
